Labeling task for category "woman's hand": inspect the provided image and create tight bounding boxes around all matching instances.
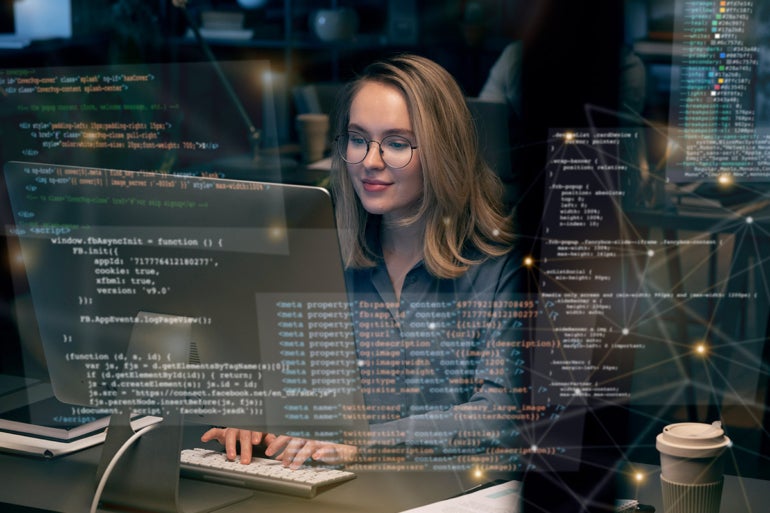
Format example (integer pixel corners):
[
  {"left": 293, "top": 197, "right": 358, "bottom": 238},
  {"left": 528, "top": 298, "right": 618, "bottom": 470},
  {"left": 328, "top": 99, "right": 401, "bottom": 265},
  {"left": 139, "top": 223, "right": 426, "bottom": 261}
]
[
  {"left": 200, "top": 427, "right": 276, "bottom": 464},
  {"left": 265, "top": 435, "right": 358, "bottom": 469}
]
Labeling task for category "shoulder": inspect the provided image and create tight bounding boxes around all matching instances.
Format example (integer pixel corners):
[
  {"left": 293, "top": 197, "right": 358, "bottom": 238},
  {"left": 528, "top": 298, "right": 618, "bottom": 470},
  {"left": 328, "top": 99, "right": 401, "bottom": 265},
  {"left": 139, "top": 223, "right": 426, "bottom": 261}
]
[{"left": 459, "top": 247, "right": 526, "bottom": 296}]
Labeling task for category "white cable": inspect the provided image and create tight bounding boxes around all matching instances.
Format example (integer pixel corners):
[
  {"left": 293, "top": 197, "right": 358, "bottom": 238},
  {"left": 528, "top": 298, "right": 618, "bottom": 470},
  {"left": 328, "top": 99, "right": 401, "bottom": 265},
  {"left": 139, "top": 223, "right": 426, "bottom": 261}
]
[{"left": 89, "top": 422, "right": 163, "bottom": 513}]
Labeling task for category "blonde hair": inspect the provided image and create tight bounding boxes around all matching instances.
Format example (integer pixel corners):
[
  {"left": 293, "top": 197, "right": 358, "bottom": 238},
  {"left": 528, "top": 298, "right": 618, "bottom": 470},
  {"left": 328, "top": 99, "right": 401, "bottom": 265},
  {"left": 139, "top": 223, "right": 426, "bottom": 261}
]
[{"left": 330, "top": 54, "right": 514, "bottom": 279}]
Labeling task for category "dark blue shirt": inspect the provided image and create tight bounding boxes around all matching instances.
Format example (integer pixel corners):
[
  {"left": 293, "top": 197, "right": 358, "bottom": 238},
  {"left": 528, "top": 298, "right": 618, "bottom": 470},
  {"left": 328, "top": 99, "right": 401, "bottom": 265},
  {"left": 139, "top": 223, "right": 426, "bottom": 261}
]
[{"left": 345, "top": 247, "right": 530, "bottom": 456}]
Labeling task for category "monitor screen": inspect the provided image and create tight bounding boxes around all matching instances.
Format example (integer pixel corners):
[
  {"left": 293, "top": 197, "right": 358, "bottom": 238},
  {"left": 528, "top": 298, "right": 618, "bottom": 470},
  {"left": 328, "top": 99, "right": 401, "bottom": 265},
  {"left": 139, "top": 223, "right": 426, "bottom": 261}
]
[
  {"left": 665, "top": 0, "right": 770, "bottom": 184},
  {"left": 3, "top": 161, "right": 363, "bottom": 438}
]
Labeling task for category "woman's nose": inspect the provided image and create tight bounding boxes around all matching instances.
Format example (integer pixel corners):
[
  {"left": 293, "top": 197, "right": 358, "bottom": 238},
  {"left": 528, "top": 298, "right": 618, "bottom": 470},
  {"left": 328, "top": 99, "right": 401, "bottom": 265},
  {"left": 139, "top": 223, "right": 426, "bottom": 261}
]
[{"left": 362, "top": 141, "right": 385, "bottom": 168}]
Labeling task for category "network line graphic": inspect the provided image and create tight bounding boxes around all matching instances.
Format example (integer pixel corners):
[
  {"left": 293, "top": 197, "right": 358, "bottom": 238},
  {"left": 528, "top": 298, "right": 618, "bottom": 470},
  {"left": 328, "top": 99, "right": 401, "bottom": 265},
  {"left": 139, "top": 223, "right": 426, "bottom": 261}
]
[{"left": 513, "top": 93, "right": 770, "bottom": 510}]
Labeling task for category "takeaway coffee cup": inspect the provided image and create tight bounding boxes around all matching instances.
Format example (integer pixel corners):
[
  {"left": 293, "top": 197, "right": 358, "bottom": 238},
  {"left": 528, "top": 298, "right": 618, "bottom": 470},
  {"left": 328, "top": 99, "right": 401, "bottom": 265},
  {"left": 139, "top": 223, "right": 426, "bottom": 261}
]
[
  {"left": 656, "top": 421, "right": 731, "bottom": 513},
  {"left": 296, "top": 113, "right": 329, "bottom": 164}
]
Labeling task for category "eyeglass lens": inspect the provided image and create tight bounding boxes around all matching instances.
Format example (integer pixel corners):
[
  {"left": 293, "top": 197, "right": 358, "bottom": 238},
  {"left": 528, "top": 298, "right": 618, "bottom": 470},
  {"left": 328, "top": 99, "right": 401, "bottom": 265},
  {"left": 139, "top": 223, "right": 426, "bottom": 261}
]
[{"left": 336, "top": 132, "right": 414, "bottom": 168}]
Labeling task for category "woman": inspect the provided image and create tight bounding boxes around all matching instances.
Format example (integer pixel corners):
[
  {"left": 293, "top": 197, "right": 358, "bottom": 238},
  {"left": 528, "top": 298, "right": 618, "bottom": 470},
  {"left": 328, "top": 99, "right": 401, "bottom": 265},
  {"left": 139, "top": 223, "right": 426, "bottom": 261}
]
[{"left": 203, "top": 54, "right": 527, "bottom": 470}]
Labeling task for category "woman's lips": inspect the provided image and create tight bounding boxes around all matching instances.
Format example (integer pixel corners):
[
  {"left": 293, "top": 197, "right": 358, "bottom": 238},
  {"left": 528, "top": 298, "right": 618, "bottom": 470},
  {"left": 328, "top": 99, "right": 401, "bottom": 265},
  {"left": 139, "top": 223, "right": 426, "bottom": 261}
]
[{"left": 362, "top": 179, "right": 391, "bottom": 192}]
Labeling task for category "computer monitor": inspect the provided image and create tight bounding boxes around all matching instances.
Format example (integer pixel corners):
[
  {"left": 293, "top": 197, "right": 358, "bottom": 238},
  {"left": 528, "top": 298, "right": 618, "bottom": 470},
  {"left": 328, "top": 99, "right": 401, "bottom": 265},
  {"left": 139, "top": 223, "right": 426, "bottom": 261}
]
[
  {"left": 664, "top": 0, "right": 770, "bottom": 185},
  {"left": 0, "top": 56, "right": 286, "bottom": 429},
  {"left": 3, "top": 159, "right": 363, "bottom": 428},
  {"left": 3, "top": 160, "right": 362, "bottom": 511}
]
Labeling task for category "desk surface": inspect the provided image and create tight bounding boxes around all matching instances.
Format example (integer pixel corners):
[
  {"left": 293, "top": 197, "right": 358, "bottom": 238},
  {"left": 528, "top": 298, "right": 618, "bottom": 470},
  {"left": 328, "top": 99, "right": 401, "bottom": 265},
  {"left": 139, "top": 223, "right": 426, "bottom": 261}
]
[
  {"left": 625, "top": 463, "right": 768, "bottom": 513},
  {"left": 3, "top": 444, "right": 768, "bottom": 512},
  {"left": 0, "top": 443, "right": 494, "bottom": 513}
]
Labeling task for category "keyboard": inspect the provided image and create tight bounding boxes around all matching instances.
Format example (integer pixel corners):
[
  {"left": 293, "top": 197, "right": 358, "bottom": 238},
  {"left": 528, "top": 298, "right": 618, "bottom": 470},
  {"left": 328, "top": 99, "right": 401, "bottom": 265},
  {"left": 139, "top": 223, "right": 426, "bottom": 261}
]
[{"left": 179, "top": 448, "right": 356, "bottom": 498}]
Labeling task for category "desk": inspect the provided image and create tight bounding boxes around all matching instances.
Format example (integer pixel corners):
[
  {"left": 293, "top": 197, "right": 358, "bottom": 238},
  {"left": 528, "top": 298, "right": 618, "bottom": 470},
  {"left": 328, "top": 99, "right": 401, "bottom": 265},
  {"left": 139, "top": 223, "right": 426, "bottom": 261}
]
[
  {"left": 3, "top": 443, "right": 769, "bottom": 512},
  {"left": 0, "top": 443, "right": 489, "bottom": 513},
  {"left": 623, "top": 463, "right": 769, "bottom": 513}
]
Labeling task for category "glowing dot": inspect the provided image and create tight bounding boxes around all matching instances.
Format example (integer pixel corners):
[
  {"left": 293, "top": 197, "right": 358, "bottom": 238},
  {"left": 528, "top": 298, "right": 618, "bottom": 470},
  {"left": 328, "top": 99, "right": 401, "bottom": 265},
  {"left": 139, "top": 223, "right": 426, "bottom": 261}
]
[
  {"left": 622, "top": 328, "right": 630, "bottom": 336},
  {"left": 357, "top": 360, "right": 365, "bottom": 367},
  {"left": 717, "top": 173, "right": 733, "bottom": 186},
  {"left": 530, "top": 445, "right": 538, "bottom": 452},
  {"left": 269, "top": 225, "right": 286, "bottom": 241},
  {"left": 261, "top": 70, "right": 276, "bottom": 85},
  {"left": 523, "top": 256, "right": 534, "bottom": 267},
  {"left": 635, "top": 472, "right": 644, "bottom": 483},
  {"left": 695, "top": 342, "right": 708, "bottom": 356},
  {"left": 746, "top": 216, "right": 754, "bottom": 224},
  {"left": 493, "top": 228, "right": 500, "bottom": 237},
  {"left": 564, "top": 132, "right": 574, "bottom": 141},
  {"left": 473, "top": 467, "right": 484, "bottom": 479},
  {"left": 647, "top": 249, "right": 655, "bottom": 258},
  {"left": 428, "top": 322, "right": 436, "bottom": 330}
]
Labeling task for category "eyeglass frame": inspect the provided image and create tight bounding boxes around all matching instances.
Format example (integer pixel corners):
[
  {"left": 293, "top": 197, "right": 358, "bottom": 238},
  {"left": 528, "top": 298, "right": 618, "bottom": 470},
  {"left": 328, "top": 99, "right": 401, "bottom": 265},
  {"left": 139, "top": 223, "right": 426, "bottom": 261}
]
[{"left": 334, "top": 131, "right": 419, "bottom": 169}]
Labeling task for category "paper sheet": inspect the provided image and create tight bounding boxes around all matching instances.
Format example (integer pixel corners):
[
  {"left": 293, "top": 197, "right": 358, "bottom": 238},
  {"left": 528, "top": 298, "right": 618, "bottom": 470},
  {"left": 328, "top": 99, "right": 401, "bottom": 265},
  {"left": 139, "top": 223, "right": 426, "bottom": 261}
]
[{"left": 400, "top": 480, "right": 521, "bottom": 513}]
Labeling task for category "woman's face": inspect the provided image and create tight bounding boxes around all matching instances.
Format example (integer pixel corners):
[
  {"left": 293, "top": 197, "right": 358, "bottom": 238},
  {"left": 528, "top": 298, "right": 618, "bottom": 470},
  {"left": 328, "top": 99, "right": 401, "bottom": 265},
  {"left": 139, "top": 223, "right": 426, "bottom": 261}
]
[{"left": 345, "top": 81, "right": 423, "bottom": 223}]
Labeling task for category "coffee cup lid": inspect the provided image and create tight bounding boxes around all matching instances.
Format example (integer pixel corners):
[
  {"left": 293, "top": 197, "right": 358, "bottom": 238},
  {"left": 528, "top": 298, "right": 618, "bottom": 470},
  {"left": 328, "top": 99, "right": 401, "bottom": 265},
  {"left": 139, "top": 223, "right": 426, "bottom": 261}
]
[{"left": 656, "top": 422, "right": 731, "bottom": 458}]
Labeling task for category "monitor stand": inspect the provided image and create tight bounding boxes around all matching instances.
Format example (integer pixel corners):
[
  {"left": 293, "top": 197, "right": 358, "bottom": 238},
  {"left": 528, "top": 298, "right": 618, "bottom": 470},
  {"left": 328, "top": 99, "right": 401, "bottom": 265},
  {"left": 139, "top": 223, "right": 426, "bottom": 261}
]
[
  {"left": 93, "top": 312, "right": 253, "bottom": 513},
  {"left": 96, "top": 412, "right": 252, "bottom": 513}
]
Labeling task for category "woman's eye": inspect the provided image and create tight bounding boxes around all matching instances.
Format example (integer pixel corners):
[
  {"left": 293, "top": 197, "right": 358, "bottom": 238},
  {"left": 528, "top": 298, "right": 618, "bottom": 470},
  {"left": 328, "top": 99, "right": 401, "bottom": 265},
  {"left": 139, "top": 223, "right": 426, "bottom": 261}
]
[{"left": 385, "top": 138, "right": 409, "bottom": 150}]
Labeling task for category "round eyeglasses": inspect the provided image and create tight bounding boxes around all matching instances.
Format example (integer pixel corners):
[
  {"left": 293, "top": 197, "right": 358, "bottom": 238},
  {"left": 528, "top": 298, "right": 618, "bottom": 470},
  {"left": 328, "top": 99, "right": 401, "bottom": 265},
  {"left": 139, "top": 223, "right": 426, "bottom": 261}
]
[{"left": 335, "top": 131, "right": 418, "bottom": 169}]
